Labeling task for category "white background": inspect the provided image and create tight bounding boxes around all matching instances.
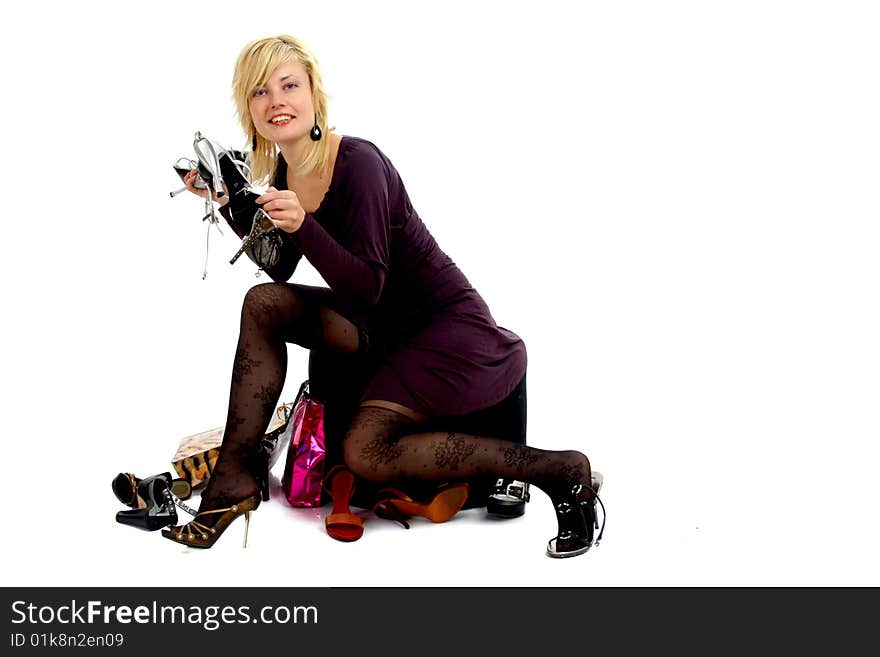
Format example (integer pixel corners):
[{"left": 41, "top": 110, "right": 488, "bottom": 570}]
[{"left": 2, "top": 0, "right": 878, "bottom": 586}]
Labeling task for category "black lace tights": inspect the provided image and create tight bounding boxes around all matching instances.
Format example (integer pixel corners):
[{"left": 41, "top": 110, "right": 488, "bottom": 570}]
[
  {"left": 342, "top": 410, "right": 591, "bottom": 502},
  {"left": 198, "top": 282, "right": 361, "bottom": 514},
  {"left": 198, "top": 282, "right": 591, "bottom": 521}
]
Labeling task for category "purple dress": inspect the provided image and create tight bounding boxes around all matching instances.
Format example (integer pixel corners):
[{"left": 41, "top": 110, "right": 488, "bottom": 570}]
[{"left": 230, "top": 135, "right": 526, "bottom": 417}]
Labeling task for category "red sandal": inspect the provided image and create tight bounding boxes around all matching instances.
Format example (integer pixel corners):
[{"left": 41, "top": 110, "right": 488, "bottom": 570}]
[{"left": 323, "top": 466, "right": 364, "bottom": 542}]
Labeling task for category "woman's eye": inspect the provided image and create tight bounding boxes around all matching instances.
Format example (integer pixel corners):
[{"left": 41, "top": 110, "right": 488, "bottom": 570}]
[
  {"left": 252, "top": 88, "right": 266, "bottom": 98},
  {"left": 283, "top": 82, "right": 298, "bottom": 90}
]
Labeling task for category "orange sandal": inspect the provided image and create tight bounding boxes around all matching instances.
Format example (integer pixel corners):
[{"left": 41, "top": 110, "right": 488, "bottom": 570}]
[
  {"left": 373, "top": 483, "right": 470, "bottom": 528},
  {"left": 323, "top": 467, "right": 364, "bottom": 542}
]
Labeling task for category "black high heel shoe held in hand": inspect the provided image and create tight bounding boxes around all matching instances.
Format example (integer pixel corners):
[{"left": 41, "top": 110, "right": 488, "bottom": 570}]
[
  {"left": 115, "top": 476, "right": 179, "bottom": 532},
  {"left": 546, "top": 472, "right": 606, "bottom": 559}
]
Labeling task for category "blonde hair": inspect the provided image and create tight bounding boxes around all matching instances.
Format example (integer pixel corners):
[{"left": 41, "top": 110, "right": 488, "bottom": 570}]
[{"left": 232, "top": 35, "right": 334, "bottom": 183}]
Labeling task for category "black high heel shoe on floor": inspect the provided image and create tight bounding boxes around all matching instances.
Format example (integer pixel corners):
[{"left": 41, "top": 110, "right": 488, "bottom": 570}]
[
  {"left": 115, "top": 475, "right": 179, "bottom": 532},
  {"left": 486, "top": 478, "right": 530, "bottom": 518},
  {"left": 112, "top": 472, "right": 192, "bottom": 509},
  {"left": 546, "top": 471, "right": 606, "bottom": 559}
]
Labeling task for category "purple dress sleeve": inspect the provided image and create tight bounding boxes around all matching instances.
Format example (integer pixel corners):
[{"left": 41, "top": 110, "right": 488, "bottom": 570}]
[{"left": 287, "top": 147, "right": 391, "bottom": 309}]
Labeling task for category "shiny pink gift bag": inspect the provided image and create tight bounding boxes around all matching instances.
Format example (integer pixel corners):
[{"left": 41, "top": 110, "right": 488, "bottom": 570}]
[{"left": 281, "top": 380, "right": 327, "bottom": 507}]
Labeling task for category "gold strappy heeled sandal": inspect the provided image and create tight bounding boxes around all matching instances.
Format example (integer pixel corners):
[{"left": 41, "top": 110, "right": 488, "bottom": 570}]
[{"left": 161, "top": 495, "right": 260, "bottom": 549}]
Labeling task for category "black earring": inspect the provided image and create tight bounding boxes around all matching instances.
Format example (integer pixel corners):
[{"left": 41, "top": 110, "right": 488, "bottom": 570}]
[
  {"left": 252, "top": 133, "right": 258, "bottom": 151},
  {"left": 310, "top": 122, "right": 322, "bottom": 141}
]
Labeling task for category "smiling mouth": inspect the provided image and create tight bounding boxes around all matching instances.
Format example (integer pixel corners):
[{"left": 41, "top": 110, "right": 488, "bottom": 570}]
[{"left": 270, "top": 115, "right": 295, "bottom": 126}]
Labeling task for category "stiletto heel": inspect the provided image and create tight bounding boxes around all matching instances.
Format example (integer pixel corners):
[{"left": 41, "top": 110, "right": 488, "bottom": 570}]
[
  {"left": 243, "top": 510, "right": 252, "bottom": 548},
  {"left": 255, "top": 403, "right": 293, "bottom": 502},
  {"left": 373, "top": 498, "right": 411, "bottom": 529},
  {"left": 591, "top": 472, "right": 603, "bottom": 532},
  {"left": 546, "top": 471, "right": 606, "bottom": 559},
  {"left": 253, "top": 455, "right": 270, "bottom": 502},
  {"left": 161, "top": 495, "right": 261, "bottom": 549}
]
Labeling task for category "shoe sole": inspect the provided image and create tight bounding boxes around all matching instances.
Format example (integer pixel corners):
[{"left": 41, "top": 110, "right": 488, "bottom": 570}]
[
  {"left": 546, "top": 539, "right": 593, "bottom": 558},
  {"left": 170, "top": 479, "right": 192, "bottom": 500},
  {"left": 486, "top": 499, "right": 526, "bottom": 518}
]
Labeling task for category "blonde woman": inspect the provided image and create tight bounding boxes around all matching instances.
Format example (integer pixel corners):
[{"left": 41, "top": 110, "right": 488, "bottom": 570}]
[{"left": 168, "top": 34, "right": 603, "bottom": 557}]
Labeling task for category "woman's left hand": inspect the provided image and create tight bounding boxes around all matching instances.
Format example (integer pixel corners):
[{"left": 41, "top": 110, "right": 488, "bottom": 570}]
[{"left": 256, "top": 186, "right": 306, "bottom": 233}]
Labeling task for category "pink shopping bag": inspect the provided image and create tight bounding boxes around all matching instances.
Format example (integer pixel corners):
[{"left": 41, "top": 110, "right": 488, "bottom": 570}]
[{"left": 281, "top": 380, "right": 327, "bottom": 507}]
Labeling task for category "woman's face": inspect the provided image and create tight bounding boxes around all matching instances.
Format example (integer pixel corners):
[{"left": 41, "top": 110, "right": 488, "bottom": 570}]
[{"left": 249, "top": 60, "right": 314, "bottom": 145}]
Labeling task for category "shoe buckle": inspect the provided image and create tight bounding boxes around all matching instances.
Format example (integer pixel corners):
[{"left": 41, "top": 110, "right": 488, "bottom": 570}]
[{"left": 492, "top": 479, "right": 531, "bottom": 503}]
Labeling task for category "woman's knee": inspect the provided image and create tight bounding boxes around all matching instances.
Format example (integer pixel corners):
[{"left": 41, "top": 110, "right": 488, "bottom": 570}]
[
  {"left": 341, "top": 406, "right": 411, "bottom": 479},
  {"left": 241, "top": 282, "right": 303, "bottom": 331}
]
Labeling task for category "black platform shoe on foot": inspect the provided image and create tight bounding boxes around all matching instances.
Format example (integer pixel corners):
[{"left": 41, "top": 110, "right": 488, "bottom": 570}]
[
  {"left": 546, "top": 472, "right": 605, "bottom": 559},
  {"left": 115, "top": 476, "right": 179, "bottom": 532},
  {"left": 486, "top": 478, "right": 530, "bottom": 518}
]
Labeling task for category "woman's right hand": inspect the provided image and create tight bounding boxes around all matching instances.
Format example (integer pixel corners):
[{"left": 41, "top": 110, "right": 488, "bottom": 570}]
[{"left": 184, "top": 168, "right": 229, "bottom": 206}]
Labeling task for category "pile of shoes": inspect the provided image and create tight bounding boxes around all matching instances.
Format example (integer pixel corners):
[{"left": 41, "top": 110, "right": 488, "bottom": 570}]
[
  {"left": 321, "top": 467, "right": 533, "bottom": 543},
  {"left": 112, "top": 472, "right": 193, "bottom": 532}
]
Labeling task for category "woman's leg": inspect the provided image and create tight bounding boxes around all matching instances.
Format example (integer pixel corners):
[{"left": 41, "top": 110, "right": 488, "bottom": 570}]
[
  {"left": 195, "top": 282, "right": 363, "bottom": 517},
  {"left": 342, "top": 405, "right": 591, "bottom": 504}
]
